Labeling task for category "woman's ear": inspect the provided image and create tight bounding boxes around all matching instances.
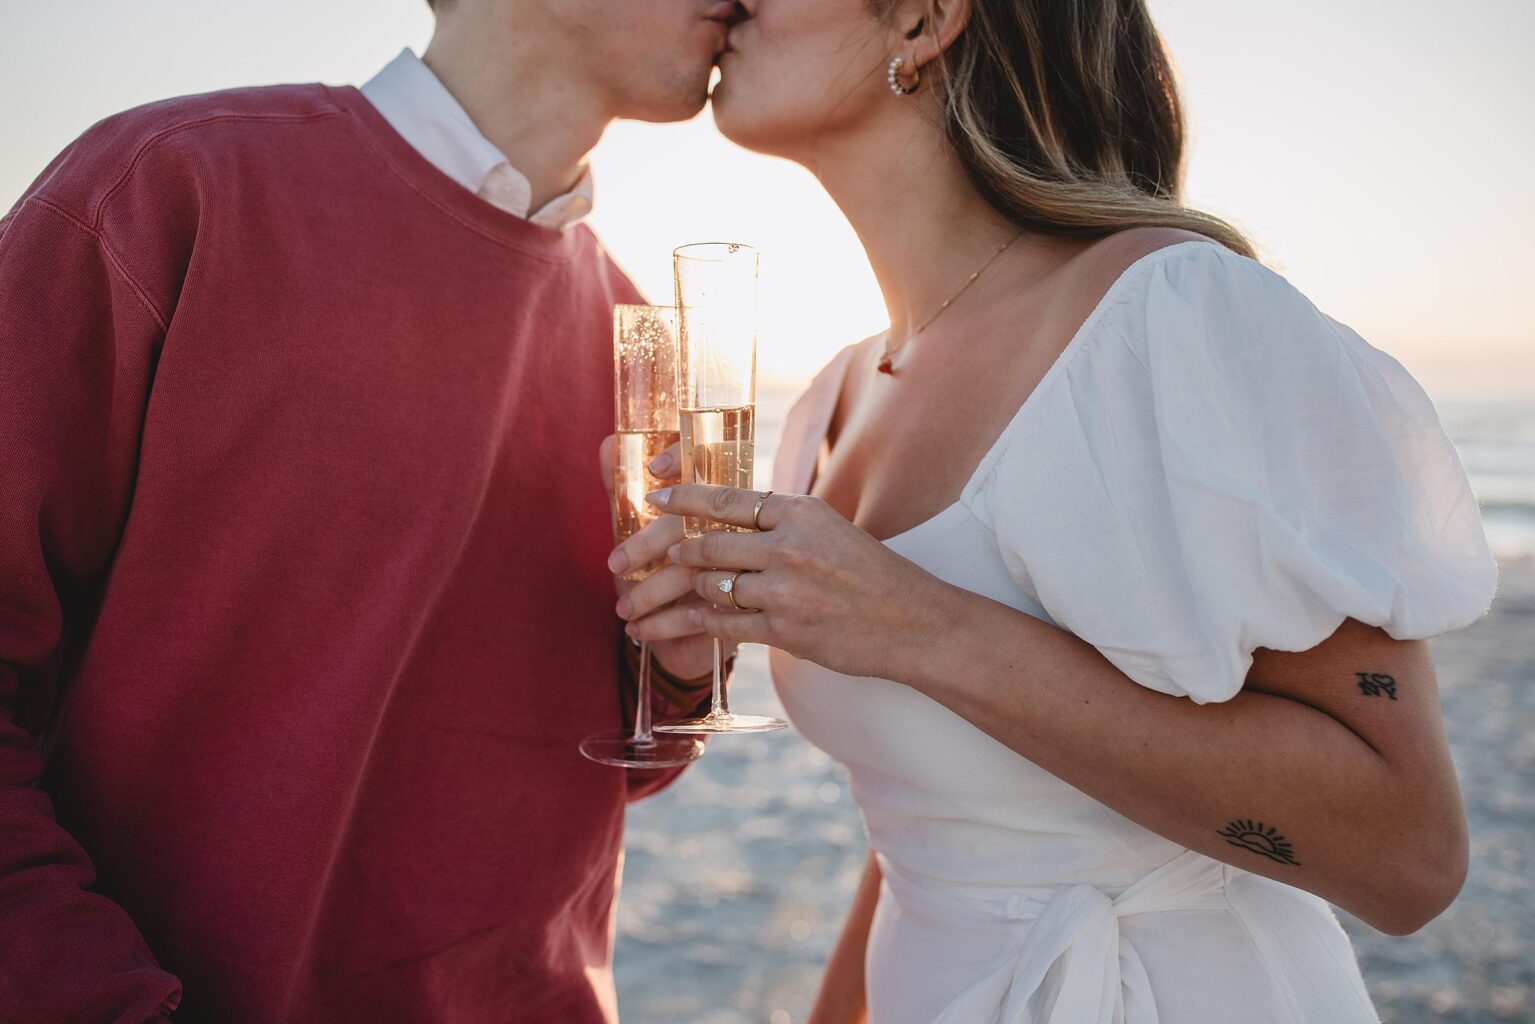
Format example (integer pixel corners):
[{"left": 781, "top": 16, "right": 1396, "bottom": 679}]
[{"left": 902, "top": 0, "right": 973, "bottom": 68}]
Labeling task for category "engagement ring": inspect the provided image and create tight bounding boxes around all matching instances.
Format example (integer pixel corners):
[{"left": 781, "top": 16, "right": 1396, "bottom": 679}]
[{"left": 718, "top": 569, "right": 754, "bottom": 612}]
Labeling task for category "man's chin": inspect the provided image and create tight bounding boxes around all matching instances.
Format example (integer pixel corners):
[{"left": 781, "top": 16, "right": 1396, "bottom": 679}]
[
  {"left": 625, "top": 87, "right": 711, "bottom": 125},
  {"left": 617, "top": 59, "right": 715, "bottom": 124}
]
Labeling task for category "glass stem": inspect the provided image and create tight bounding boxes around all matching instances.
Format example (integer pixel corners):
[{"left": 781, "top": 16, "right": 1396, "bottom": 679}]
[
  {"left": 632, "top": 641, "right": 655, "bottom": 747},
  {"left": 710, "top": 637, "right": 729, "bottom": 720}
]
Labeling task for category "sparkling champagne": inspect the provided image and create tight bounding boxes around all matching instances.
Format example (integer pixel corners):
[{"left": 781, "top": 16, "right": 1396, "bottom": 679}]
[
  {"left": 679, "top": 405, "right": 755, "bottom": 537},
  {"left": 614, "top": 428, "right": 681, "bottom": 581}
]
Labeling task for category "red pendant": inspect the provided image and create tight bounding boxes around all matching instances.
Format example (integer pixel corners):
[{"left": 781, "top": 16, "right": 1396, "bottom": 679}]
[{"left": 877, "top": 354, "right": 894, "bottom": 375}]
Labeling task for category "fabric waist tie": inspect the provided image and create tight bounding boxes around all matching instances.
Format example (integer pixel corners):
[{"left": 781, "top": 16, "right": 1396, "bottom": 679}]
[{"left": 877, "top": 849, "right": 1233, "bottom": 1024}]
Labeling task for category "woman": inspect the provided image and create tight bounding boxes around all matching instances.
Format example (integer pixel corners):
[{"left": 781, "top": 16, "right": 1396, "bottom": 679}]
[{"left": 608, "top": 0, "right": 1499, "bottom": 1019}]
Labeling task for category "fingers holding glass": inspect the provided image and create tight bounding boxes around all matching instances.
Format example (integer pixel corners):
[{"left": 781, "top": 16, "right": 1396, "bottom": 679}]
[
  {"left": 608, "top": 513, "right": 684, "bottom": 582},
  {"left": 645, "top": 439, "right": 683, "bottom": 481},
  {"left": 617, "top": 562, "right": 696, "bottom": 622},
  {"left": 688, "top": 603, "right": 775, "bottom": 647},
  {"left": 647, "top": 483, "right": 786, "bottom": 532},
  {"left": 625, "top": 595, "right": 717, "bottom": 643},
  {"left": 599, "top": 433, "right": 618, "bottom": 501},
  {"left": 667, "top": 530, "right": 773, "bottom": 572}
]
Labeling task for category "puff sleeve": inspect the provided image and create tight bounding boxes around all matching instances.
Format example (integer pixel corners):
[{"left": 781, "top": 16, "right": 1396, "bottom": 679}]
[{"left": 972, "top": 243, "right": 1499, "bottom": 703}]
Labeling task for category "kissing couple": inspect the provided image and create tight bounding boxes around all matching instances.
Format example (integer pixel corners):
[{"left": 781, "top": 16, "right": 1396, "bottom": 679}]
[{"left": 0, "top": 0, "right": 1497, "bottom": 1021}]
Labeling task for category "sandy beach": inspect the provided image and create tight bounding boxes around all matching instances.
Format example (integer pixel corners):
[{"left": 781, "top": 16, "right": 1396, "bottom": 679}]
[{"left": 613, "top": 554, "right": 1535, "bottom": 1023}]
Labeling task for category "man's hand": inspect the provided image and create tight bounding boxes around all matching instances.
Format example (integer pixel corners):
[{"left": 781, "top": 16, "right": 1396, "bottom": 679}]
[{"left": 599, "top": 435, "right": 723, "bottom": 682}]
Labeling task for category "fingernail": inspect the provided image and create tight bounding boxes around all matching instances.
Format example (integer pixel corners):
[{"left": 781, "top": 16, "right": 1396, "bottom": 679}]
[
  {"left": 646, "top": 487, "right": 672, "bottom": 509},
  {"left": 625, "top": 621, "right": 639, "bottom": 637},
  {"left": 667, "top": 543, "right": 681, "bottom": 563},
  {"left": 615, "top": 595, "right": 634, "bottom": 619},
  {"left": 607, "top": 549, "right": 628, "bottom": 574},
  {"left": 649, "top": 451, "right": 674, "bottom": 475},
  {"left": 687, "top": 608, "right": 702, "bottom": 624}
]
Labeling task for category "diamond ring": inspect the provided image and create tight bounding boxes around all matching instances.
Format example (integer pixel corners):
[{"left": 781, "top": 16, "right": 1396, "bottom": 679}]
[{"left": 717, "top": 569, "right": 754, "bottom": 612}]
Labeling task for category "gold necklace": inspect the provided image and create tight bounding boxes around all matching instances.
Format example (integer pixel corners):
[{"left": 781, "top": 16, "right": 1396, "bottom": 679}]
[{"left": 877, "top": 229, "right": 1025, "bottom": 375}]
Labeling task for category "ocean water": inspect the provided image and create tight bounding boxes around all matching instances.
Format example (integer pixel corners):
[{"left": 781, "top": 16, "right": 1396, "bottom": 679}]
[
  {"left": 1437, "top": 400, "right": 1535, "bottom": 560},
  {"left": 613, "top": 386, "right": 1535, "bottom": 1024},
  {"left": 747, "top": 384, "right": 1535, "bottom": 561}
]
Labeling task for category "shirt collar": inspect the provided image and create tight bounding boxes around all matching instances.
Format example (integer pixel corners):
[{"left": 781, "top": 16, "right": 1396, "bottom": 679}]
[{"left": 360, "top": 49, "right": 593, "bottom": 231}]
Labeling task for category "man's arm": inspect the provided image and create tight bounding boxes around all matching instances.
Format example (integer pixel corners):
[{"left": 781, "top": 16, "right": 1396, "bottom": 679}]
[
  {"left": 622, "top": 633, "right": 720, "bottom": 716},
  {"left": 0, "top": 199, "right": 182, "bottom": 1022}
]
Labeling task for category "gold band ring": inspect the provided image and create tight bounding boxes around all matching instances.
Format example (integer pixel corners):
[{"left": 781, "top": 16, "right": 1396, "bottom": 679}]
[{"left": 752, "top": 491, "right": 773, "bottom": 532}]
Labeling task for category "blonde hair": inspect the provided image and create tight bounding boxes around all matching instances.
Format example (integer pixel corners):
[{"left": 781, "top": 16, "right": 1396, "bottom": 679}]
[{"left": 878, "top": 0, "right": 1255, "bottom": 259}]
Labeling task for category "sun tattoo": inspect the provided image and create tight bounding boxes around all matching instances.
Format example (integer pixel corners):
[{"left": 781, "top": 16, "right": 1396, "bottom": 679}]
[{"left": 1218, "top": 819, "right": 1301, "bottom": 866}]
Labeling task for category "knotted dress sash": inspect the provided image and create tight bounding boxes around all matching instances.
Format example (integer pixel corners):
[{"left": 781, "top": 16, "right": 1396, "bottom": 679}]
[{"left": 877, "top": 850, "right": 1237, "bottom": 1024}]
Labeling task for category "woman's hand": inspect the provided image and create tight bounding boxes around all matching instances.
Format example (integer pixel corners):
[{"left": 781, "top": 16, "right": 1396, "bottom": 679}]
[
  {"left": 599, "top": 437, "right": 722, "bottom": 682},
  {"left": 645, "top": 485, "right": 962, "bottom": 681}
]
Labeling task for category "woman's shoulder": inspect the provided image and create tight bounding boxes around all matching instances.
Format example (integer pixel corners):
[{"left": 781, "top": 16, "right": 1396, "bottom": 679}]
[
  {"left": 1073, "top": 228, "right": 1264, "bottom": 318},
  {"left": 819, "top": 332, "right": 885, "bottom": 382},
  {"left": 972, "top": 223, "right": 1428, "bottom": 520},
  {"left": 1057, "top": 227, "right": 1345, "bottom": 373},
  {"left": 1072, "top": 225, "right": 1224, "bottom": 287},
  {"left": 786, "top": 332, "right": 882, "bottom": 418},
  {"left": 772, "top": 334, "right": 881, "bottom": 493},
  {"left": 973, "top": 230, "right": 1497, "bottom": 705},
  {"left": 1014, "top": 229, "right": 1242, "bottom": 375}
]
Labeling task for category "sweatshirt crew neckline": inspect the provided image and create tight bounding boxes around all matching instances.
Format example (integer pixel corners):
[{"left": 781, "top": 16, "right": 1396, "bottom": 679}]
[{"left": 327, "top": 84, "right": 587, "bottom": 263}]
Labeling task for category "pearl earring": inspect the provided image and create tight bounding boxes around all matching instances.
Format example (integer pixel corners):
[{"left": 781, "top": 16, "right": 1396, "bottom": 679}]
[{"left": 887, "top": 56, "right": 920, "bottom": 96}]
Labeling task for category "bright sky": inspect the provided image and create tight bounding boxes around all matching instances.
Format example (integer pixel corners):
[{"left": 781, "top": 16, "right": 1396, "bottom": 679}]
[{"left": 4, "top": 0, "right": 1531, "bottom": 399}]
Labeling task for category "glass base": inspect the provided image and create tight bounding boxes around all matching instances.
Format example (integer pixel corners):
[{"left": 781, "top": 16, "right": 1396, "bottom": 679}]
[
  {"left": 579, "top": 729, "right": 705, "bottom": 768},
  {"left": 654, "top": 712, "right": 789, "bottom": 735}
]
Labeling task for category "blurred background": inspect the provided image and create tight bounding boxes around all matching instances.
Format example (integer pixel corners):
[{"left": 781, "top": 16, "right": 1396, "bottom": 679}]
[{"left": 4, "top": 2, "right": 1531, "bottom": 1021}]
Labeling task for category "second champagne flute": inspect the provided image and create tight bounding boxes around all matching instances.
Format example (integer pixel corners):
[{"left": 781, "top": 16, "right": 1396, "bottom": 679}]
[
  {"left": 656, "top": 242, "right": 787, "bottom": 735},
  {"left": 580, "top": 304, "right": 705, "bottom": 768}
]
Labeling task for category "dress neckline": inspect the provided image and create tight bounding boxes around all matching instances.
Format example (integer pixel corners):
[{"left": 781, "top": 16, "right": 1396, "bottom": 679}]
[{"left": 793, "top": 239, "right": 1217, "bottom": 547}]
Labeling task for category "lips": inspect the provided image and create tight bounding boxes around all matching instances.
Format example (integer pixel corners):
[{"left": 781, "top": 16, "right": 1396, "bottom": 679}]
[
  {"left": 704, "top": 0, "right": 737, "bottom": 31},
  {"left": 710, "top": 2, "right": 751, "bottom": 27},
  {"left": 705, "top": 1, "right": 750, "bottom": 56}
]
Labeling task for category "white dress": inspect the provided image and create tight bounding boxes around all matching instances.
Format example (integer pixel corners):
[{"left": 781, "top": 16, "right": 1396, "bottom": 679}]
[{"left": 768, "top": 241, "right": 1500, "bottom": 1024}]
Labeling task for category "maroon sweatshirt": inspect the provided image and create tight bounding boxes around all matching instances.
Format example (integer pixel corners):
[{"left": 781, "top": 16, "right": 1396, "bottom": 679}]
[{"left": 0, "top": 84, "right": 687, "bottom": 1023}]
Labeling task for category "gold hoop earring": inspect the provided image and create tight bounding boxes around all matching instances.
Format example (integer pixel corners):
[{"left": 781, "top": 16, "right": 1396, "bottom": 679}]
[{"left": 886, "top": 56, "right": 920, "bottom": 96}]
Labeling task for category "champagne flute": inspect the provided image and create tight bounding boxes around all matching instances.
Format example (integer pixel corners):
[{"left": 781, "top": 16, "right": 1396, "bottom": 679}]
[
  {"left": 580, "top": 304, "right": 705, "bottom": 768},
  {"left": 655, "top": 243, "right": 788, "bottom": 735}
]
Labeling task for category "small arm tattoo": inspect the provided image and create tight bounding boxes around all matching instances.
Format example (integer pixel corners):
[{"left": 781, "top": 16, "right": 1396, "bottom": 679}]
[
  {"left": 1356, "top": 672, "right": 1398, "bottom": 700},
  {"left": 1219, "top": 819, "right": 1301, "bottom": 866}
]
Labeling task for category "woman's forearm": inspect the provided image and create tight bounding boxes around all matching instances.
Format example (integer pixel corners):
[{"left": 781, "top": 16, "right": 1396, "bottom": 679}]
[
  {"left": 806, "top": 850, "right": 881, "bottom": 1024},
  {"left": 901, "top": 587, "right": 1464, "bottom": 935}
]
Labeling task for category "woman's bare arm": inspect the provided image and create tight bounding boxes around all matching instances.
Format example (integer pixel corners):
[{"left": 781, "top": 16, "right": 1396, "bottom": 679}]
[
  {"left": 806, "top": 850, "right": 881, "bottom": 1024},
  {"left": 911, "top": 599, "right": 1467, "bottom": 935}
]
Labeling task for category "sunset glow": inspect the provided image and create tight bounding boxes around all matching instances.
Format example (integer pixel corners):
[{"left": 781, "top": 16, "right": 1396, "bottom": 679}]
[{"left": 4, "top": 0, "right": 1530, "bottom": 397}]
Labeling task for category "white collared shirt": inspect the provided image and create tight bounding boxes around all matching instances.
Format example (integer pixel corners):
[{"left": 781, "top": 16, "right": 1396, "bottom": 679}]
[{"left": 361, "top": 49, "right": 594, "bottom": 230}]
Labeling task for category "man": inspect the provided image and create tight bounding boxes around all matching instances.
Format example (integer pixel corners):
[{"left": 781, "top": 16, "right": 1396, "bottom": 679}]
[{"left": 0, "top": 0, "right": 734, "bottom": 1019}]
